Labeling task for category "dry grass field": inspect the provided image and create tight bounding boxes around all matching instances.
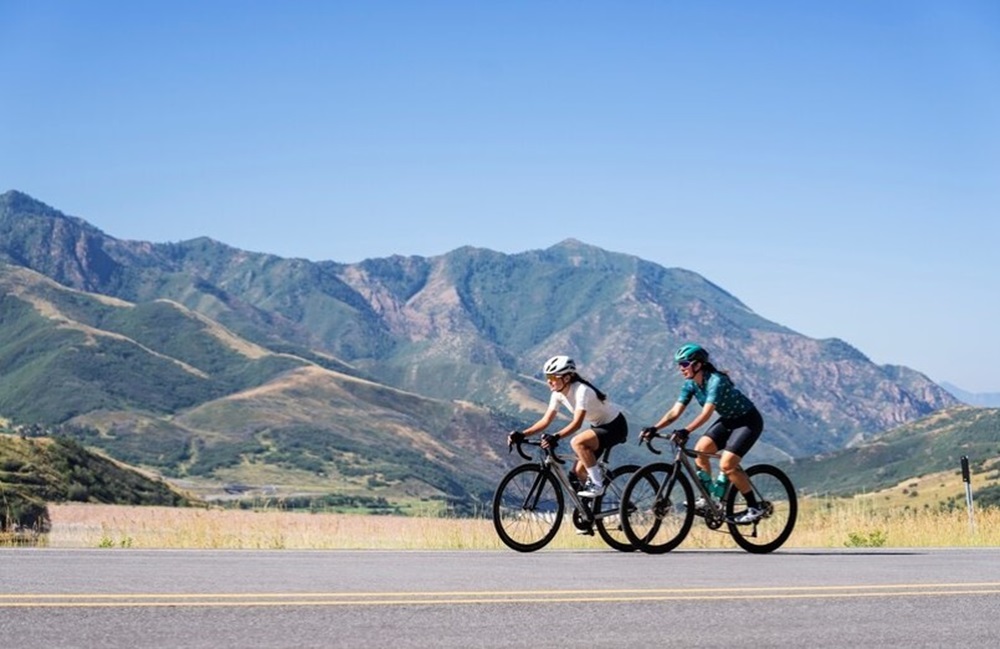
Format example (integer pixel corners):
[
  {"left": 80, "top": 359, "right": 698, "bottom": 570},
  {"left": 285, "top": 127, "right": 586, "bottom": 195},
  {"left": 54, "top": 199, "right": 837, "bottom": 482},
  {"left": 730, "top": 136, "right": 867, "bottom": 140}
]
[
  {"left": 27, "top": 496, "right": 998, "bottom": 551},
  {"left": 43, "top": 503, "right": 506, "bottom": 550},
  {"left": 4, "top": 464, "right": 994, "bottom": 550}
]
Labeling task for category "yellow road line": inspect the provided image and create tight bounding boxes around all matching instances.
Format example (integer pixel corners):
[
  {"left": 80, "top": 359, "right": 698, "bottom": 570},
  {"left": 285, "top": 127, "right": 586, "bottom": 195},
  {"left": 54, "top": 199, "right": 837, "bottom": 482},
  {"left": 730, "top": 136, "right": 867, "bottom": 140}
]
[{"left": 2, "top": 583, "right": 1000, "bottom": 608}]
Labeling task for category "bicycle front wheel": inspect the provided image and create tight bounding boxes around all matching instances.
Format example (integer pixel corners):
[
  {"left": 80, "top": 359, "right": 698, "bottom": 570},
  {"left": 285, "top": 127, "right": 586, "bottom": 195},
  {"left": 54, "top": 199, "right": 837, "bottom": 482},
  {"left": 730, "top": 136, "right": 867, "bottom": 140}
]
[
  {"left": 725, "top": 464, "right": 797, "bottom": 554},
  {"left": 593, "top": 464, "right": 639, "bottom": 552},
  {"left": 492, "top": 464, "right": 564, "bottom": 552},
  {"left": 620, "top": 462, "right": 694, "bottom": 554}
]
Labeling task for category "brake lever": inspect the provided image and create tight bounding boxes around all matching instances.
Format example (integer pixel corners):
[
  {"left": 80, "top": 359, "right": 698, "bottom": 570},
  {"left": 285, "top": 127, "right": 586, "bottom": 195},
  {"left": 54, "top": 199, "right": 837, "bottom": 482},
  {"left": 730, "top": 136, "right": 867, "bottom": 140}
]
[{"left": 641, "top": 432, "right": 663, "bottom": 455}]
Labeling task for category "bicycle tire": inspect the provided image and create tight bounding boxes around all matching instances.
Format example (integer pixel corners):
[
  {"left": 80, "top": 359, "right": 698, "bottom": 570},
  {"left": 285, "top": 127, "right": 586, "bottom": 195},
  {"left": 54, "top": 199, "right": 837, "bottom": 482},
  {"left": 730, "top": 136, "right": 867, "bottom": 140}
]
[
  {"left": 492, "top": 464, "right": 564, "bottom": 552},
  {"left": 593, "top": 464, "right": 639, "bottom": 552},
  {"left": 619, "top": 462, "right": 695, "bottom": 554},
  {"left": 724, "top": 464, "right": 797, "bottom": 554}
]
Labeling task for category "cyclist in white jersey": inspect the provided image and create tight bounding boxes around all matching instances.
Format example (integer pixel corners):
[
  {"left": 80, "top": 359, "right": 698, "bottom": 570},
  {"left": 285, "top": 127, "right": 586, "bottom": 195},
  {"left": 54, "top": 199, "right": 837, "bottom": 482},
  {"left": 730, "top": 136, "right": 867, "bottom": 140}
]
[{"left": 508, "top": 355, "right": 628, "bottom": 498}]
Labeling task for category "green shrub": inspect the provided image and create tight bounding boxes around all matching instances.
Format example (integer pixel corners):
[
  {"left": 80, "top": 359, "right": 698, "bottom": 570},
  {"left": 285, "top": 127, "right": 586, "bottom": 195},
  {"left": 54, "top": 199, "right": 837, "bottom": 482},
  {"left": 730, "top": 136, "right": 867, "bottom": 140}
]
[{"left": 845, "top": 529, "right": 888, "bottom": 548}]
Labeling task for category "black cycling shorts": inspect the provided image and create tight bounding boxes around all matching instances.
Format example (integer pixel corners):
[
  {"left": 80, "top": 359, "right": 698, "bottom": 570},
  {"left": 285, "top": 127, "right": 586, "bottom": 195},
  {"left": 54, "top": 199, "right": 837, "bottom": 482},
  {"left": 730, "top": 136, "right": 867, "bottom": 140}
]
[
  {"left": 704, "top": 407, "right": 763, "bottom": 459},
  {"left": 592, "top": 412, "right": 628, "bottom": 454}
]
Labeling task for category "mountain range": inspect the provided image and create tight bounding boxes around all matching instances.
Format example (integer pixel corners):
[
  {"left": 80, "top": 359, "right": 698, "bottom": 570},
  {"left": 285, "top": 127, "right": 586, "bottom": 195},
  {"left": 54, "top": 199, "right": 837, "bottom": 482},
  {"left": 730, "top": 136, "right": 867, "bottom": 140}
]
[
  {"left": 0, "top": 190, "right": 966, "bottom": 508},
  {"left": 941, "top": 383, "right": 1000, "bottom": 408}
]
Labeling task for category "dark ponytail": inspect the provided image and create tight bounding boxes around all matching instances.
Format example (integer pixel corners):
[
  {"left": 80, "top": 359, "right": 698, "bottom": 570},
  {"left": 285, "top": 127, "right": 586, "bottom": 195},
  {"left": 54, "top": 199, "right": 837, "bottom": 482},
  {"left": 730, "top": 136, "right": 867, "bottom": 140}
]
[
  {"left": 571, "top": 374, "right": 607, "bottom": 401},
  {"left": 702, "top": 361, "right": 728, "bottom": 377}
]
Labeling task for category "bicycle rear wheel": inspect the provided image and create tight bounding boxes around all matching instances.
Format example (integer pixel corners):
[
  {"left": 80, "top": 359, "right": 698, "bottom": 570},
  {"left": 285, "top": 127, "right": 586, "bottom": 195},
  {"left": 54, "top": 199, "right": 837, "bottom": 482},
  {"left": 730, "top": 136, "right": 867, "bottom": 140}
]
[
  {"left": 725, "top": 464, "right": 797, "bottom": 554},
  {"left": 619, "top": 462, "right": 694, "bottom": 554},
  {"left": 593, "top": 464, "right": 639, "bottom": 552},
  {"left": 492, "top": 464, "right": 564, "bottom": 552}
]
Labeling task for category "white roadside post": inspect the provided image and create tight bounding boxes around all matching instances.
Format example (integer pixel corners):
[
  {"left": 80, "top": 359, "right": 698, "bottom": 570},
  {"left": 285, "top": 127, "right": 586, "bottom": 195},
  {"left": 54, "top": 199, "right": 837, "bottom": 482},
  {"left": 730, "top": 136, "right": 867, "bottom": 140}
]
[{"left": 961, "top": 456, "right": 976, "bottom": 534}]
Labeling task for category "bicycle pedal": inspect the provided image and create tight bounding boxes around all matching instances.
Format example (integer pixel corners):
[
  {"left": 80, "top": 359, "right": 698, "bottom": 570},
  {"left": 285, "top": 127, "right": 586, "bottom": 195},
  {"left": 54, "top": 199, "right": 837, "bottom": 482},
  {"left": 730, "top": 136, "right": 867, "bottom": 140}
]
[
  {"left": 575, "top": 527, "right": 595, "bottom": 536},
  {"left": 725, "top": 513, "right": 759, "bottom": 526}
]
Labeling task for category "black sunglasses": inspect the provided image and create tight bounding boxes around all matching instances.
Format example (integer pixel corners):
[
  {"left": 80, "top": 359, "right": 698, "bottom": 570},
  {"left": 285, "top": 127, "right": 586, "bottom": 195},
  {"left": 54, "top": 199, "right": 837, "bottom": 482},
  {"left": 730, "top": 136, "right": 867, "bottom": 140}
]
[{"left": 678, "top": 360, "right": 697, "bottom": 368}]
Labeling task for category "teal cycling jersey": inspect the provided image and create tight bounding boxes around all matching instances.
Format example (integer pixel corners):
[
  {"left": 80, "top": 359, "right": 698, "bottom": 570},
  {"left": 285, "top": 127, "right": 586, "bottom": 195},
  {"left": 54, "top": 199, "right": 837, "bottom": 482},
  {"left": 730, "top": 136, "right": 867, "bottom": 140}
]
[{"left": 678, "top": 371, "right": 755, "bottom": 420}]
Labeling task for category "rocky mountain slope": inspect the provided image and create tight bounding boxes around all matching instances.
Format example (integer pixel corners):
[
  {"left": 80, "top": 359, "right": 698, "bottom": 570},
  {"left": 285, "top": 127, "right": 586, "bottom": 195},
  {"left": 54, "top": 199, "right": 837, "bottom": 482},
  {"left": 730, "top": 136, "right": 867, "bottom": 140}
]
[{"left": 0, "top": 190, "right": 961, "bottom": 504}]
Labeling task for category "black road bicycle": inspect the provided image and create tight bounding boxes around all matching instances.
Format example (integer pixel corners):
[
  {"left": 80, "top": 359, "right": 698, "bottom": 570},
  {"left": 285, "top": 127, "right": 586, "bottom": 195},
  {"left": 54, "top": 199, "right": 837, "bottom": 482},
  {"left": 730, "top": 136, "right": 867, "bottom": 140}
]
[
  {"left": 619, "top": 430, "right": 797, "bottom": 554},
  {"left": 492, "top": 438, "right": 638, "bottom": 552}
]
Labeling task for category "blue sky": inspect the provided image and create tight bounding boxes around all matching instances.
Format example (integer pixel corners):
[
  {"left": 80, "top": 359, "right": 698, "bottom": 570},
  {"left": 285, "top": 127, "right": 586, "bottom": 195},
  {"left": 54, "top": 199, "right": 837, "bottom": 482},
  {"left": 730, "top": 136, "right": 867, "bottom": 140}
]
[{"left": 2, "top": 1, "right": 999, "bottom": 393}]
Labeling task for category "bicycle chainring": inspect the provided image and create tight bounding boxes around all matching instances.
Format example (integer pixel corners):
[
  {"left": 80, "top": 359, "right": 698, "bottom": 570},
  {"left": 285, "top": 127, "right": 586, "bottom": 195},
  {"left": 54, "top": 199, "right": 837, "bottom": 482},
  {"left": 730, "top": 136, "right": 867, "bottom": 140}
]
[
  {"left": 571, "top": 508, "right": 593, "bottom": 531},
  {"left": 704, "top": 507, "right": 725, "bottom": 530}
]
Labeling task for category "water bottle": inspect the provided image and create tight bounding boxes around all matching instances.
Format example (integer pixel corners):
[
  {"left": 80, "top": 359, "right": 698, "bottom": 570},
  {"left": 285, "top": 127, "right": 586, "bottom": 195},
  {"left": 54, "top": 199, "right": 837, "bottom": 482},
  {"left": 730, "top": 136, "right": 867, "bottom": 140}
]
[
  {"left": 712, "top": 473, "right": 729, "bottom": 498},
  {"left": 696, "top": 469, "right": 712, "bottom": 493}
]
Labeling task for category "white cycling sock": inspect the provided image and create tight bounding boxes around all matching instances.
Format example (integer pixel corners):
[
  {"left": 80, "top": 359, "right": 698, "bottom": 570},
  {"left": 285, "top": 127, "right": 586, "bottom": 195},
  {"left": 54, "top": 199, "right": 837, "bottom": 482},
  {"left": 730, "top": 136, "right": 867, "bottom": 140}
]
[{"left": 586, "top": 466, "right": 603, "bottom": 486}]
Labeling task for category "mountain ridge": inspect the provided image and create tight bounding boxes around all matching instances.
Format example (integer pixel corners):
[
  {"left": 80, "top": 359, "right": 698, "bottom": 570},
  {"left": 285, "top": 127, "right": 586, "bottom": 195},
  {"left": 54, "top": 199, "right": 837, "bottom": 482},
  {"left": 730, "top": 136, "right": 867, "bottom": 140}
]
[
  {"left": 940, "top": 382, "right": 1000, "bottom": 408},
  {"left": 0, "top": 189, "right": 963, "bottom": 505}
]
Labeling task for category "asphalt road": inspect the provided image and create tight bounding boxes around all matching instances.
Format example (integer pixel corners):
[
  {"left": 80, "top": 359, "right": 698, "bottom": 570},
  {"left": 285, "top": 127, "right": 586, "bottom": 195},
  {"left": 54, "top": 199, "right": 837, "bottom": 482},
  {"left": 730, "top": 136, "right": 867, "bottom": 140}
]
[{"left": 2, "top": 547, "right": 999, "bottom": 648}]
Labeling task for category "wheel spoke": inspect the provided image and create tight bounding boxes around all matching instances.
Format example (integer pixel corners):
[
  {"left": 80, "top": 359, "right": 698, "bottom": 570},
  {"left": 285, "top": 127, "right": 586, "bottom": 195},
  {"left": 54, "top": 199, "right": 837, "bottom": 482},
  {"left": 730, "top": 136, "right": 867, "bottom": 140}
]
[
  {"left": 620, "top": 463, "right": 694, "bottom": 554},
  {"left": 594, "top": 464, "right": 639, "bottom": 552},
  {"left": 726, "top": 464, "right": 797, "bottom": 553},
  {"left": 493, "top": 465, "right": 563, "bottom": 552}
]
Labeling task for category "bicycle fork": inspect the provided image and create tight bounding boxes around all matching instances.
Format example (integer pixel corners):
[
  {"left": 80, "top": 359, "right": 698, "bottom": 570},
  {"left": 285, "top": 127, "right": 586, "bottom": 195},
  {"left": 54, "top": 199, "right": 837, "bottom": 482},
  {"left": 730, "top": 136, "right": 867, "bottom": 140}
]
[
  {"left": 654, "top": 464, "right": 687, "bottom": 517},
  {"left": 521, "top": 468, "right": 550, "bottom": 513}
]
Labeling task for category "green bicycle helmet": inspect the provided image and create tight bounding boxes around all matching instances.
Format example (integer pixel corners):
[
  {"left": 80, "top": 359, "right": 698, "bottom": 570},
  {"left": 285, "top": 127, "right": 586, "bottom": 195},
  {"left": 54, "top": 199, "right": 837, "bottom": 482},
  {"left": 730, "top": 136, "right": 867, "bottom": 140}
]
[{"left": 674, "top": 343, "right": 709, "bottom": 364}]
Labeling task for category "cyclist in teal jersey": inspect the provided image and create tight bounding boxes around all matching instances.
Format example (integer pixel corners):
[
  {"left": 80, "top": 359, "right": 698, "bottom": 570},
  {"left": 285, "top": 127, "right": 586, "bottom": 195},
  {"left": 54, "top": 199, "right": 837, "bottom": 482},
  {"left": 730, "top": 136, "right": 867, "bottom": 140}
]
[{"left": 640, "top": 343, "right": 765, "bottom": 523}]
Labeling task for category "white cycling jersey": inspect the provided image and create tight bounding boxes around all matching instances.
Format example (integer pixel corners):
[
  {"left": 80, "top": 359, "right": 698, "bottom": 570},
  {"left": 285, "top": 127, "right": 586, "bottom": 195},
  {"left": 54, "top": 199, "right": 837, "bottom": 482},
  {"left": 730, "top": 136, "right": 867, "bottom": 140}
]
[{"left": 548, "top": 382, "right": 621, "bottom": 427}]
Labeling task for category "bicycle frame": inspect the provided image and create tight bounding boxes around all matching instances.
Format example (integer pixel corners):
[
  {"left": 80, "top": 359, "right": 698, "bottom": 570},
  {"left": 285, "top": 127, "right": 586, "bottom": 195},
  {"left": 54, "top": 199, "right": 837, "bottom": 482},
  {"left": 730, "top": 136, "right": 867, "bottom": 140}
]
[
  {"left": 658, "top": 442, "right": 726, "bottom": 527},
  {"left": 512, "top": 440, "right": 614, "bottom": 526},
  {"left": 494, "top": 438, "right": 642, "bottom": 552},
  {"left": 643, "top": 433, "right": 756, "bottom": 530}
]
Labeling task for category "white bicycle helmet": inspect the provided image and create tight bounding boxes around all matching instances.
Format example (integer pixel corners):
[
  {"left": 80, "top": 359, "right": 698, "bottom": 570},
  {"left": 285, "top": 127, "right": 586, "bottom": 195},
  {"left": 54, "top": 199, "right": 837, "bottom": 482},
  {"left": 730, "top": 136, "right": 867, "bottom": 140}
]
[{"left": 543, "top": 355, "right": 576, "bottom": 376}]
